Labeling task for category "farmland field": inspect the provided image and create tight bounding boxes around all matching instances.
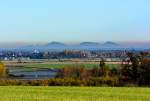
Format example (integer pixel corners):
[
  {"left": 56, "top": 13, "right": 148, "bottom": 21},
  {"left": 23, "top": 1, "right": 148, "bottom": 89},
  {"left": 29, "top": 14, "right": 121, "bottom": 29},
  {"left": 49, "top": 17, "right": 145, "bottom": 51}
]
[
  {"left": 24, "top": 63, "right": 120, "bottom": 69},
  {"left": 0, "top": 86, "right": 149, "bottom": 101},
  {"left": 5, "top": 61, "right": 121, "bottom": 77},
  {"left": 6, "top": 62, "right": 121, "bottom": 73},
  {"left": 4, "top": 60, "right": 121, "bottom": 69}
]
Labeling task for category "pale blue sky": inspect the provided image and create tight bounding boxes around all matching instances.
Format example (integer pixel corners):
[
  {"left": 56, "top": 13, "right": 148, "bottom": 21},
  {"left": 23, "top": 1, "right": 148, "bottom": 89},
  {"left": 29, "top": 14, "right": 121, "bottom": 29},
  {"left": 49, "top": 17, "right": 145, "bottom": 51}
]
[{"left": 0, "top": 0, "right": 150, "bottom": 43}]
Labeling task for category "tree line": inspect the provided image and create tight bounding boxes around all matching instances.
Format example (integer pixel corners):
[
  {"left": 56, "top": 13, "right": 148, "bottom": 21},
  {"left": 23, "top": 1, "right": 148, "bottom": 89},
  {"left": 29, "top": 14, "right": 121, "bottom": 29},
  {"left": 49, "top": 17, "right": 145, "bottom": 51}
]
[{"left": 56, "top": 52, "right": 150, "bottom": 86}]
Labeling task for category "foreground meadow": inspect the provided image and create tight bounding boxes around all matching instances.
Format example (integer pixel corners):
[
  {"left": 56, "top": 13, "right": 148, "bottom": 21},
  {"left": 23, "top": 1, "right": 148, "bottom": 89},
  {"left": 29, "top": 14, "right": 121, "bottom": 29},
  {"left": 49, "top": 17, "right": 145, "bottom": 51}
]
[{"left": 0, "top": 86, "right": 149, "bottom": 101}]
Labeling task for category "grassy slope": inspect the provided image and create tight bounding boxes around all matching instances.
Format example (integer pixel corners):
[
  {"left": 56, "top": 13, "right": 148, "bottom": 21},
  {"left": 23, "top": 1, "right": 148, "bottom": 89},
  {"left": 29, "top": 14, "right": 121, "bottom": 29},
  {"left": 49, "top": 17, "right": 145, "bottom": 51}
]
[{"left": 0, "top": 86, "right": 149, "bottom": 101}]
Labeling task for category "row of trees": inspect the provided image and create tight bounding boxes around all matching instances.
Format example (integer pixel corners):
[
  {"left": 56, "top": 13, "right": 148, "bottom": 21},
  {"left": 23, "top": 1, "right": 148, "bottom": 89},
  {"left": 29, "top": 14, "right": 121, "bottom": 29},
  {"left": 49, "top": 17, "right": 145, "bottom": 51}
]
[{"left": 56, "top": 52, "right": 150, "bottom": 86}]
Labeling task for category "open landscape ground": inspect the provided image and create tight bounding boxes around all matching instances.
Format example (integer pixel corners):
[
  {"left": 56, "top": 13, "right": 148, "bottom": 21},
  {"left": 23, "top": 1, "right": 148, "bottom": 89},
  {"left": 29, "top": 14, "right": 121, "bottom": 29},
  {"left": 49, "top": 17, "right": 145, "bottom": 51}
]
[
  {"left": 24, "top": 63, "right": 120, "bottom": 69},
  {"left": 5, "top": 61, "right": 121, "bottom": 72},
  {"left": 0, "top": 86, "right": 149, "bottom": 101},
  {"left": 4, "top": 61, "right": 122, "bottom": 79}
]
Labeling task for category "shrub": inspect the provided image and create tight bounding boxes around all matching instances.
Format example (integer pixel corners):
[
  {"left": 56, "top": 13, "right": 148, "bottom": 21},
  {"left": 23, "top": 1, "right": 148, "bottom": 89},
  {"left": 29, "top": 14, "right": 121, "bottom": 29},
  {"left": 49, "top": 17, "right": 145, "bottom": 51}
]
[{"left": 0, "top": 62, "right": 6, "bottom": 77}]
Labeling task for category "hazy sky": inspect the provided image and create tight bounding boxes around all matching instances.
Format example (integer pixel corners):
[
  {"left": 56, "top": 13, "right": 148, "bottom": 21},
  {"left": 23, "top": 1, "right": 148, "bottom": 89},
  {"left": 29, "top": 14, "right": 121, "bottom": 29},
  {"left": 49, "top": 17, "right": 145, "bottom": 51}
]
[{"left": 0, "top": 0, "right": 150, "bottom": 43}]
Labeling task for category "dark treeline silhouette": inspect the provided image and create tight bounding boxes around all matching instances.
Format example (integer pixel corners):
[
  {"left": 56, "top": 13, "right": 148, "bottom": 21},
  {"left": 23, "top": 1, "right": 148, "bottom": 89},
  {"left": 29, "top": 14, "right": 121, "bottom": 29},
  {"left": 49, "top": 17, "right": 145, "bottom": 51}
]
[{"left": 121, "top": 52, "right": 150, "bottom": 86}]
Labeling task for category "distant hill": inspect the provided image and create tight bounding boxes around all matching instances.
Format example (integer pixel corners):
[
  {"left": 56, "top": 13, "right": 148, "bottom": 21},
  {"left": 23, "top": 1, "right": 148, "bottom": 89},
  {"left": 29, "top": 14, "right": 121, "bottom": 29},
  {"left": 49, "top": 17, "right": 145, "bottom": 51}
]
[
  {"left": 80, "top": 42, "right": 100, "bottom": 46},
  {"left": 46, "top": 41, "right": 66, "bottom": 46},
  {"left": 103, "top": 41, "right": 119, "bottom": 46},
  {"left": 9, "top": 41, "right": 142, "bottom": 51},
  {"left": 18, "top": 41, "right": 120, "bottom": 51}
]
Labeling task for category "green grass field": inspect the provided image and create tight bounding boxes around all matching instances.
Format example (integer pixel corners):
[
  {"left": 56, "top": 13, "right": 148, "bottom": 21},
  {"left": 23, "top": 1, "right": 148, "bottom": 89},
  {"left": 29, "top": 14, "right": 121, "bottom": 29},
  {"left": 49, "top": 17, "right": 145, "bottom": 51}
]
[
  {"left": 0, "top": 86, "right": 149, "bottom": 101},
  {"left": 9, "top": 63, "right": 120, "bottom": 73},
  {"left": 24, "top": 63, "right": 120, "bottom": 69}
]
